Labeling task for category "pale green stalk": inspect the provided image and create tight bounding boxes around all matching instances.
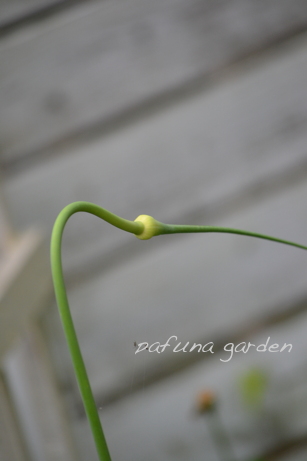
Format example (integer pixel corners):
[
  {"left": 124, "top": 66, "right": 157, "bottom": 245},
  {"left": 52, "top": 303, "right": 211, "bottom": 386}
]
[{"left": 50, "top": 202, "right": 307, "bottom": 461}]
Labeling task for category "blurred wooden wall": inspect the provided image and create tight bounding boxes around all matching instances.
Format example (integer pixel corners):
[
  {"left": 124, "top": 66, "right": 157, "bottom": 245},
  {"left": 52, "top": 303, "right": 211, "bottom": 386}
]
[{"left": 1, "top": 1, "right": 307, "bottom": 460}]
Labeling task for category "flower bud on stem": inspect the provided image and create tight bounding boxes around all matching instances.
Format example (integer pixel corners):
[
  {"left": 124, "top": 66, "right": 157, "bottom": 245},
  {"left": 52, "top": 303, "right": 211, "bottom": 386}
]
[{"left": 51, "top": 202, "right": 307, "bottom": 461}]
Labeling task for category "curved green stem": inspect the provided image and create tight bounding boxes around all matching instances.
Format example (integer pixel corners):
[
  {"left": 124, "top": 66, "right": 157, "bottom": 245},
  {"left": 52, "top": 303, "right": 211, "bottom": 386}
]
[
  {"left": 51, "top": 202, "right": 144, "bottom": 461},
  {"left": 158, "top": 224, "right": 307, "bottom": 251},
  {"left": 50, "top": 202, "right": 307, "bottom": 461}
]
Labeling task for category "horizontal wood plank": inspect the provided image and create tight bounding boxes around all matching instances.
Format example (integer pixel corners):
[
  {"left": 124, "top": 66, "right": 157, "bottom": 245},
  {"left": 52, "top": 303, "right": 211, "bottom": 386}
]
[
  {"left": 3, "top": 34, "right": 307, "bottom": 274},
  {"left": 43, "top": 176, "right": 307, "bottom": 401},
  {"left": 1, "top": 0, "right": 307, "bottom": 161},
  {"left": 70, "top": 311, "right": 307, "bottom": 461}
]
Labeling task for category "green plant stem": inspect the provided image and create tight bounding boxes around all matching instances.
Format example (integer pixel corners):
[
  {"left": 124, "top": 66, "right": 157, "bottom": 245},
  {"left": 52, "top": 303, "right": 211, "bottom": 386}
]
[
  {"left": 50, "top": 202, "right": 307, "bottom": 461},
  {"left": 158, "top": 224, "right": 307, "bottom": 251},
  {"left": 51, "top": 202, "right": 144, "bottom": 461}
]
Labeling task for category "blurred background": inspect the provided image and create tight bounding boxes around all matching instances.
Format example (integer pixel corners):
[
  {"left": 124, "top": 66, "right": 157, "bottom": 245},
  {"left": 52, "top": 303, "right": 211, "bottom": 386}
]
[{"left": 1, "top": 0, "right": 307, "bottom": 460}]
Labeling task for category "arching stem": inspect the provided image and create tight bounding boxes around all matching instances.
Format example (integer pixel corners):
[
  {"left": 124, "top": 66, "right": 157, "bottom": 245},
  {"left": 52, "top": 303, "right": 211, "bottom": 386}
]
[
  {"left": 51, "top": 202, "right": 307, "bottom": 461},
  {"left": 51, "top": 202, "right": 143, "bottom": 461}
]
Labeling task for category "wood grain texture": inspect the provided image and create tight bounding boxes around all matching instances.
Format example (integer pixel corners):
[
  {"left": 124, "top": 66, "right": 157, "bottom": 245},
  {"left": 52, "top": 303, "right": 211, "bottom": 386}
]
[
  {"left": 1, "top": 0, "right": 307, "bottom": 161},
  {"left": 43, "top": 176, "right": 307, "bottom": 400},
  {"left": 4, "top": 34, "right": 307, "bottom": 274},
  {"left": 69, "top": 311, "right": 307, "bottom": 461},
  {"left": 2, "top": 1, "right": 307, "bottom": 459}
]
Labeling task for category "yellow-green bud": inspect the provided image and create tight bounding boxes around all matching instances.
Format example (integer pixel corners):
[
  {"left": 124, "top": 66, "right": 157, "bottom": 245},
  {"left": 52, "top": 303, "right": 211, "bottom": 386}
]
[{"left": 134, "top": 215, "right": 163, "bottom": 240}]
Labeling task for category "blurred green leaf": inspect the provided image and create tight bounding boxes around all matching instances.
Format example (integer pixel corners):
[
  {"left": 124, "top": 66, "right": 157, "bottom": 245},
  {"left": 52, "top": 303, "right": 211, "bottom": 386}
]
[{"left": 239, "top": 368, "right": 268, "bottom": 409}]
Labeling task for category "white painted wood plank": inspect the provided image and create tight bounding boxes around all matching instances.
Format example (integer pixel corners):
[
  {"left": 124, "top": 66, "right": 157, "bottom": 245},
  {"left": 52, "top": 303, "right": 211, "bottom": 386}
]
[
  {"left": 0, "top": 230, "right": 51, "bottom": 357},
  {"left": 4, "top": 34, "right": 307, "bottom": 273},
  {"left": 44, "top": 176, "right": 307, "bottom": 400},
  {"left": 1, "top": 0, "right": 307, "bottom": 159},
  {"left": 72, "top": 312, "right": 307, "bottom": 461}
]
